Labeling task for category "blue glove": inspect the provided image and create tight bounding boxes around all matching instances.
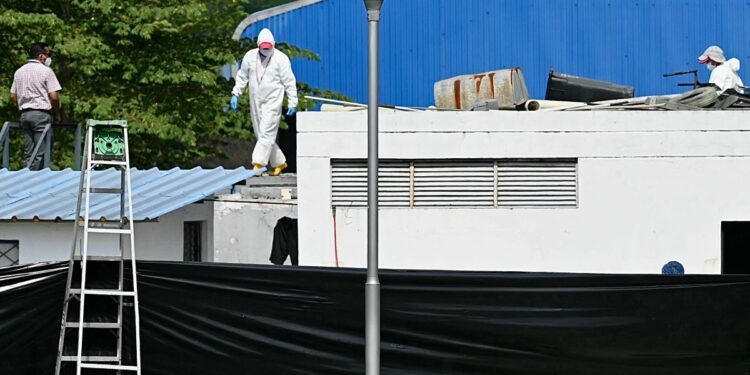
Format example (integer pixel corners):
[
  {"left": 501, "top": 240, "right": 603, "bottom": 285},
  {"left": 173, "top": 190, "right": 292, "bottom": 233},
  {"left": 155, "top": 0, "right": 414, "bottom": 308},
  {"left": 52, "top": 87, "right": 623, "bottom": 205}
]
[
  {"left": 230, "top": 96, "right": 239, "bottom": 112},
  {"left": 286, "top": 108, "right": 297, "bottom": 116}
]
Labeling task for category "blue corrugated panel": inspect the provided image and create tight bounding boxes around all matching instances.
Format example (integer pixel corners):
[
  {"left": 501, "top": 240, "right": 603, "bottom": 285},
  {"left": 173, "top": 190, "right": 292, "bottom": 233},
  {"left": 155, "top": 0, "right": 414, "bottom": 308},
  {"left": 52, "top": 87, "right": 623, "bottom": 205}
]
[
  {"left": 241, "top": 0, "right": 750, "bottom": 107},
  {"left": 0, "top": 167, "right": 258, "bottom": 221}
]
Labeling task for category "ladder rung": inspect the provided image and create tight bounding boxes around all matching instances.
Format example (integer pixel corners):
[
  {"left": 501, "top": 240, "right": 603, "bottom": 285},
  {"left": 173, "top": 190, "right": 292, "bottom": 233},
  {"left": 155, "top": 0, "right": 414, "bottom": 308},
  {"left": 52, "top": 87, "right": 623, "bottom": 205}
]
[
  {"left": 90, "top": 160, "right": 128, "bottom": 166},
  {"left": 78, "top": 221, "right": 126, "bottom": 228},
  {"left": 87, "top": 228, "right": 132, "bottom": 234},
  {"left": 65, "top": 322, "right": 120, "bottom": 329},
  {"left": 61, "top": 355, "right": 120, "bottom": 362},
  {"left": 89, "top": 187, "right": 123, "bottom": 194},
  {"left": 73, "top": 255, "right": 123, "bottom": 261},
  {"left": 81, "top": 363, "right": 138, "bottom": 371},
  {"left": 70, "top": 289, "right": 135, "bottom": 296}
]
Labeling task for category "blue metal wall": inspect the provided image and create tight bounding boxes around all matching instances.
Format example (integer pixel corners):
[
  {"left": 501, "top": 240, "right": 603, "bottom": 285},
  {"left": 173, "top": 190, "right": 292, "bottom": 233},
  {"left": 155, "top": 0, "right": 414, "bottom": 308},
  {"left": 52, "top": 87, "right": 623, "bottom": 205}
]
[{"left": 241, "top": 0, "right": 750, "bottom": 107}]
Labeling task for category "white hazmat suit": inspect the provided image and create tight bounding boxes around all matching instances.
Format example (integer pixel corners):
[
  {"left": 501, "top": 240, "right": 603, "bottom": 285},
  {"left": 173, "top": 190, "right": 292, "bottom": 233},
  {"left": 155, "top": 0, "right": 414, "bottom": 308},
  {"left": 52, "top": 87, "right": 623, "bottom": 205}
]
[
  {"left": 232, "top": 28, "right": 298, "bottom": 169},
  {"left": 709, "top": 58, "right": 743, "bottom": 94},
  {"left": 698, "top": 45, "right": 744, "bottom": 93}
]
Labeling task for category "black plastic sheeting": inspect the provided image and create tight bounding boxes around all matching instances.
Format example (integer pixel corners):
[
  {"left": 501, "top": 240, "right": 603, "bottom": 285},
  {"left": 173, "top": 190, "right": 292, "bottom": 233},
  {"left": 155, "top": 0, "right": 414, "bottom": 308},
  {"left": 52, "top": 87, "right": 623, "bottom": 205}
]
[
  {"left": 3, "top": 261, "right": 750, "bottom": 374},
  {"left": 0, "top": 262, "right": 66, "bottom": 375}
]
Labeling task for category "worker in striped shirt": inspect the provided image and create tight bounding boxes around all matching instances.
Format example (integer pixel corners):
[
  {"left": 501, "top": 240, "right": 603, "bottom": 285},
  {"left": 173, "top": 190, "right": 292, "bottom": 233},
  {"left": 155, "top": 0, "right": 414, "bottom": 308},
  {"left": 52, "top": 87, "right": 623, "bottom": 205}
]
[{"left": 9, "top": 42, "right": 62, "bottom": 170}]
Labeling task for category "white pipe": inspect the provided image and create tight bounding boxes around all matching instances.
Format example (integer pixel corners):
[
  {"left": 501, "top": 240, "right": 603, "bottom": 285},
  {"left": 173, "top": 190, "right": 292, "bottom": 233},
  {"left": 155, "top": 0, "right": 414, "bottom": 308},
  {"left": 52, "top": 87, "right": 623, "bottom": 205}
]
[
  {"left": 320, "top": 104, "right": 365, "bottom": 111},
  {"left": 305, "top": 95, "right": 366, "bottom": 107},
  {"left": 306, "top": 95, "right": 423, "bottom": 112},
  {"left": 524, "top": 100, "right": 540, "bottom": 111},
  {"left": 534, "top": 100, "right": 590, "bottom": 111}
]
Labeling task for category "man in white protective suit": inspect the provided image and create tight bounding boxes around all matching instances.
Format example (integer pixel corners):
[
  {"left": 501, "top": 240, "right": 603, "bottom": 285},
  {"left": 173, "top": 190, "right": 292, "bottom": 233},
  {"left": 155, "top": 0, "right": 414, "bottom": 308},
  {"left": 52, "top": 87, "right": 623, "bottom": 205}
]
[{"left": 231, "top": 28, "right": 298, "bottom": 176}]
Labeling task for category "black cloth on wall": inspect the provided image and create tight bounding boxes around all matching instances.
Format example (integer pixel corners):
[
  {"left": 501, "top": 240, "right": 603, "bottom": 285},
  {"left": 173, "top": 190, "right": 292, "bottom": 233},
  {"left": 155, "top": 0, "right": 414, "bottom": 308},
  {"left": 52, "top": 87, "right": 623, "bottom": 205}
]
[{"left": 269, "top": 217, "right": 298, "bottom": 265}]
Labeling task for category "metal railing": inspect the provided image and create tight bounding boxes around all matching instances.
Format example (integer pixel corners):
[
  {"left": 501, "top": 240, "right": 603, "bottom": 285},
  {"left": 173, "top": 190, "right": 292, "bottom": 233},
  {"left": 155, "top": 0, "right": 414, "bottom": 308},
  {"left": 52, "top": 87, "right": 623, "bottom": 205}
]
[{"left": 0, "top": 121, "right": 82, "bottom": 170}]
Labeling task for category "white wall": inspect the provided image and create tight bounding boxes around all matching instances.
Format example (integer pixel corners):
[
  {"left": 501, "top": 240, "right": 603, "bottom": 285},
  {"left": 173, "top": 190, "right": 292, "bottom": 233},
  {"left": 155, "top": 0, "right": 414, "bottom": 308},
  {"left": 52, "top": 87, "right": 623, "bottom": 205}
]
[
  {"left": 213, "top": 197, "right": 297, "bottom": 264},
  {"left": 296, "top": 110, "right": 750, "bottom": 274},
  {"left": 135, "top": 201, "right": 214, "bottom": 262},
  {"left": 0, "top": 201, "right": 214, "bottom": 264}
]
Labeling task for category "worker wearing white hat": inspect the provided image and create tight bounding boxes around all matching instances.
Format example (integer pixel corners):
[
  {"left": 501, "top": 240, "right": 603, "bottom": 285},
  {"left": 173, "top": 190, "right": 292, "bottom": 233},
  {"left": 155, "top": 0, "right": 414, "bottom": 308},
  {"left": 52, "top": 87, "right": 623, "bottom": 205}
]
[{"left": 698, "top": 45, "right": 744, "bottom": 93}]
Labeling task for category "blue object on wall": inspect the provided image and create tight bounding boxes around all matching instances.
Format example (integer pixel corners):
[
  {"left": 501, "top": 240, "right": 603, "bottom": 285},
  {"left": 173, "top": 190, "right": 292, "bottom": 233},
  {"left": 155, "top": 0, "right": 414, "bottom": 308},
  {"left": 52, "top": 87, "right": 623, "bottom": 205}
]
[
  {"left": 662, "top": 261, "right": 685, "bottom": 275},
  {"left": 239, "top": 0, "right": 750, "bottom": 107}
]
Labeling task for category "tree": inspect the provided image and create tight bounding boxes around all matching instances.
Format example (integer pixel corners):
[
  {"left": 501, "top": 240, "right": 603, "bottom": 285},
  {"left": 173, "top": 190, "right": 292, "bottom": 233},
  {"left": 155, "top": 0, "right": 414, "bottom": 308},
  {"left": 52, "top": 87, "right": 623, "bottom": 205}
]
[{"left": 0, "top": 0, "right": 342, "bottom": 169}]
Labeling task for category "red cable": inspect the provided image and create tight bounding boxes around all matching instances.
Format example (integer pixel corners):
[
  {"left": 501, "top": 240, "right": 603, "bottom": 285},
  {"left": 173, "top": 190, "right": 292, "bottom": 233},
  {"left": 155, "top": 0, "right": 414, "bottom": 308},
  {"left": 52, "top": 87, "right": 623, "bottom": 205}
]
[{"left": 332, "top": 210, "right": 340, "bottom": 267}]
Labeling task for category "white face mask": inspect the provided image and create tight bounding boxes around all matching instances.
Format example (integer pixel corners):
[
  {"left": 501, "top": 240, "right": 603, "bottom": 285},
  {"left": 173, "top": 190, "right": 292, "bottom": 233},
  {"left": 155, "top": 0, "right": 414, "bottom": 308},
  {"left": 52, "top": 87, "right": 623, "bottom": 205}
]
[
  {"left": 259, "top": 48, "right": 272, "bottom": 57},
  {"left": 707, "top": 62, "right": 716, "bottom": 71},
  {"left": 44, "top": 57, "right": 52, "bottom": 67}
]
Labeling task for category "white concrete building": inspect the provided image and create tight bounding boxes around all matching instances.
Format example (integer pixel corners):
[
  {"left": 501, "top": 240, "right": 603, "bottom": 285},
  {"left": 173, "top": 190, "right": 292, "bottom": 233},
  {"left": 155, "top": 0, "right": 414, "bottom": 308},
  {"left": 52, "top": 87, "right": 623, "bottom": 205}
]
[
  {"left": 212, "top": 175, "right": 298, "bottom": 265},
  {"left": 0, "top": 167, "right": 299, "bottom": 266},
  {"left": 1, "top": 202, "right": 215, "bottom": 264},
  {"left": 297, "top": 110, "right": 750, "bottom": 274}
]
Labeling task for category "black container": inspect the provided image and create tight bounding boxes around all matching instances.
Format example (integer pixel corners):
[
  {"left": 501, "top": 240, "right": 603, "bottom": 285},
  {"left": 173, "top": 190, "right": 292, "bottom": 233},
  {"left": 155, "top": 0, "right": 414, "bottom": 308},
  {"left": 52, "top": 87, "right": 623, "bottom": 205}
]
[{"left": 545, "top": 70, "right": 634, "bottom": 102}]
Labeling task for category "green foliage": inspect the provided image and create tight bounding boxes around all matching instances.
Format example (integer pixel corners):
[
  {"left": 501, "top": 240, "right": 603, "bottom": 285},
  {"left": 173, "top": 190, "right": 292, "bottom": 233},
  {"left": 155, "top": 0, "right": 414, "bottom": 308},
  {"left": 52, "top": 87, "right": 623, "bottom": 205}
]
[{"left": 0, "top": 0, "right": 344, "bottom": 169}]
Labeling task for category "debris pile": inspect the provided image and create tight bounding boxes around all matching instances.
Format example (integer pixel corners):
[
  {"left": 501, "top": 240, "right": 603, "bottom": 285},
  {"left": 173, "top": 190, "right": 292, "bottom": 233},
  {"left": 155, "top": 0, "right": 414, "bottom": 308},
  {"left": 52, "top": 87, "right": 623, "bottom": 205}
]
[{"left": 306, "top": 66, "right": 750, "bottom": 112}]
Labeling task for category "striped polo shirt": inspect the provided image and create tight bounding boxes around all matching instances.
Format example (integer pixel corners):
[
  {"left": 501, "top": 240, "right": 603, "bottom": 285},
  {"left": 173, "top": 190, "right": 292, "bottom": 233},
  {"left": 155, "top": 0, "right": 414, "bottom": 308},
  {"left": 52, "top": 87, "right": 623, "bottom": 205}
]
[{"left": 10, "top": 60, "right": 62, "bottom": 111}]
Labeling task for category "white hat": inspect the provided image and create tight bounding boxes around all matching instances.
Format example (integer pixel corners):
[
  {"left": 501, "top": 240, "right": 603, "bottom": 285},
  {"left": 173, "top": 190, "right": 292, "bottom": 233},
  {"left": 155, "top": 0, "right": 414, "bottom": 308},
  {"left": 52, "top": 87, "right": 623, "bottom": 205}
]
[{"left": 698, "top": 45, "right": 726, "bottom": 64}]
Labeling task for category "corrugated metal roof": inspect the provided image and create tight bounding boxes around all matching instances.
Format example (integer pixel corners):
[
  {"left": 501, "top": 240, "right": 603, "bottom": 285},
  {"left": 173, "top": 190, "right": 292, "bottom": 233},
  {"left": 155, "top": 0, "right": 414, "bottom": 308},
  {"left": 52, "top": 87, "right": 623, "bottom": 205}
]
[
  {"left": 0, "top": 167, "right": 257, "bottom": 221},
  {"left": 238, "top": 0, "right": 750, "bottom": 107}
]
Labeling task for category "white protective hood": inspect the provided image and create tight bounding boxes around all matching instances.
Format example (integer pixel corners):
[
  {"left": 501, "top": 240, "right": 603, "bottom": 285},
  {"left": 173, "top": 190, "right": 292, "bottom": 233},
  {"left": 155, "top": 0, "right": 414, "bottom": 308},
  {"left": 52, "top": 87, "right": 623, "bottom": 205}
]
[
  {"left": 725, "top": 58, "right": 741, "bottom": 73},
  {"left": 709, "top": 58, "right": 744, "bottom": 93}
]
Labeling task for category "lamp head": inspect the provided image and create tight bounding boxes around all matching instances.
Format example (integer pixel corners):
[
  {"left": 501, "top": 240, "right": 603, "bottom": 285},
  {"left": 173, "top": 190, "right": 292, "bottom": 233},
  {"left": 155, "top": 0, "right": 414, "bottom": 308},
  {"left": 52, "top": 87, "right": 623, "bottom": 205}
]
[{"left": 364, "top": 0, "right": 383, "bottom": 11}]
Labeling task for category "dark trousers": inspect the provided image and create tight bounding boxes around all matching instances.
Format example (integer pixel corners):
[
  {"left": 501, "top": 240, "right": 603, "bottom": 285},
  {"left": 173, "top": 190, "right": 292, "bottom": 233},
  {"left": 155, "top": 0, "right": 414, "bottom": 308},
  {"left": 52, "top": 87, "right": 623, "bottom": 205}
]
[{"left": 20, "top": 110, "right": 52, "bottom": 170}]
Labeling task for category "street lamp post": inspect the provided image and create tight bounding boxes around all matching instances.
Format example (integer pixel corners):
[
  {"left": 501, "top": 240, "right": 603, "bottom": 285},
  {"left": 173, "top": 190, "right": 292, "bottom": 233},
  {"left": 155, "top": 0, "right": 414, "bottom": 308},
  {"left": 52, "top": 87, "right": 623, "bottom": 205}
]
[{"left": 364, "top": 1, "right": 383, "bottom": 374}]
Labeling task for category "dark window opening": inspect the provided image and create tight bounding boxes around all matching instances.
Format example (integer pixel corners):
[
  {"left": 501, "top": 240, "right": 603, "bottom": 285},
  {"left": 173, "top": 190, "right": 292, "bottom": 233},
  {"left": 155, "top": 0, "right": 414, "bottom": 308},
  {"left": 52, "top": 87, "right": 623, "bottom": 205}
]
[
  {"left": 184, "top": 221, "right": 202, "bottom": 262},
  {"left": 722, "top": 222, "right": 750, "bottom": 274},
  {"left": 0, "top": 240, "right": 19, "bottom": 267}
]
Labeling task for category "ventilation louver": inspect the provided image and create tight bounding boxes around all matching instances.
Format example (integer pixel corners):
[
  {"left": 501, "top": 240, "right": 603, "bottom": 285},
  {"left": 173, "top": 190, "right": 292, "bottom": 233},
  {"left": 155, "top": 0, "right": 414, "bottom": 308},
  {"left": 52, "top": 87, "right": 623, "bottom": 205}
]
[
  {"left": 331, "top": 161, "right": 410, "bottom": 207},
  {"left": 331, "top": 159, "right": 577, "bottom": 208},
  {"left": 413, "top": 161, "right": 495, "bottom": 207},
  {"left": 497, "top": 160, "right": 577, "bottom": 207}
]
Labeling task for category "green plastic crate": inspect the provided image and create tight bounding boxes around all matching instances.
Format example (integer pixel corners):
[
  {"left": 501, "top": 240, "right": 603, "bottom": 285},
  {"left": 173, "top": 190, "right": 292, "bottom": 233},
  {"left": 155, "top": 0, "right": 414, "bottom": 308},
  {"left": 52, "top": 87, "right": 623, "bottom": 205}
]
[{"left": 87, "top": 119, "right": 127, "bottom": 161}]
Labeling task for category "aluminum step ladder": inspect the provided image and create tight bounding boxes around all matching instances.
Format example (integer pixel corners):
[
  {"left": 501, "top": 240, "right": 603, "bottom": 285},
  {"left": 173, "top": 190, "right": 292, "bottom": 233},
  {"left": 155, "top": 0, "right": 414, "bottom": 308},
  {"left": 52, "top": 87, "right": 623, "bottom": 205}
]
[{"left": 55, "top": 119, "right": 141, "bottom": 374}]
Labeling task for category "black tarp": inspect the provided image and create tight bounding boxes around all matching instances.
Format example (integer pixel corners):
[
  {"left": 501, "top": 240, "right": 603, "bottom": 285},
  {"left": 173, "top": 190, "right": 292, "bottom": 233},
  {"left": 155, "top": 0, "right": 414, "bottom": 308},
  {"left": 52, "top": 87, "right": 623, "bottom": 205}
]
[
  {"left": 3, "top": 261, "right": 750, "bottom": 374},
  {"left": 0, "top": 262, "right": 66, "bottom": 375}
]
